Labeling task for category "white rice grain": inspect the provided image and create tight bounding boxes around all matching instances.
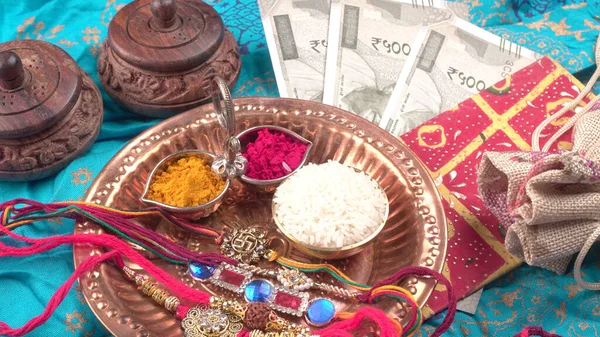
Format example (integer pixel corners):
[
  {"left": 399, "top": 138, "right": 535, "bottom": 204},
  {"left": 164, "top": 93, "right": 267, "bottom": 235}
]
[{"left": 274, "top": 160, "right": 388, "bottom": 249}]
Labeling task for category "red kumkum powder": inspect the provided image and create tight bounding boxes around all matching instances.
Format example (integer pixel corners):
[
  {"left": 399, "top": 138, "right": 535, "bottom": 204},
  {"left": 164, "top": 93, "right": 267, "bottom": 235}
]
[{"left": 243, "top": 129, "right": 308, "bottom": 180}]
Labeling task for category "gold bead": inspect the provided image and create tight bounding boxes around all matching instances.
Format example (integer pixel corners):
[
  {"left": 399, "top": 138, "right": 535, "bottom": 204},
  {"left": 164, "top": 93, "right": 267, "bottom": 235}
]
[
  {"left": 152, "top": 289, "right": 168, "bottom": 305},
  {"left": 163, "top": 296, "right": 180, "bottom": 313}
]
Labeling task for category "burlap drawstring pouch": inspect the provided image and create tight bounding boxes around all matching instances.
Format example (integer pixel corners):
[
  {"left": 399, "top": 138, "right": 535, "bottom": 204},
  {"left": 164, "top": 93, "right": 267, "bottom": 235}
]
[{"left": 477, "top": 36, "right": 600, "bottom": 290}]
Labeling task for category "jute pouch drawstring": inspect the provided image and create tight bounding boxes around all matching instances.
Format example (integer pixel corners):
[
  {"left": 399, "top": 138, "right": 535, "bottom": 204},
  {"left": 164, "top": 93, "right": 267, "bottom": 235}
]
[{"left": 477, "top": 34, "right": 600, "bottom": 290}]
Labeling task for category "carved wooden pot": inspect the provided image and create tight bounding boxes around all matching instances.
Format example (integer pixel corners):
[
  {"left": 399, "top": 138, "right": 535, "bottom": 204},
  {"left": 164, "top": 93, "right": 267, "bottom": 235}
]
[
  {"left": 97, "top": 0, "right": 241, "bottom": 118},
  {"left": 0, "top": 40, "right": 103, "bottom": 181}
]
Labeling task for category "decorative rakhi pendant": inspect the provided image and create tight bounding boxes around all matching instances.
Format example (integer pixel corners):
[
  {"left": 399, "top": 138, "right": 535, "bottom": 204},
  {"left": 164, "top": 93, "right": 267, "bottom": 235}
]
[
  {"left": 210, "top": 263, "right": 253, "bottom": 293},
  {"left": 220, "top": 227, "right": 268, "bottom": 264},
  {"left": 181, "top": 305, "right": 243, "bottom": 337},
  {"left": 277, "top": 268, "right": 313, "bottom": 291},
  {"left": 189, "top": 262, "right": 310, "bottom": 317}
]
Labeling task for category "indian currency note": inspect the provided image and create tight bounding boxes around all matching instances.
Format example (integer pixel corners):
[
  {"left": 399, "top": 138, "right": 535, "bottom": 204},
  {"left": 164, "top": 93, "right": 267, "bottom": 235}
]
[
  {"left": 257, "top": 0, "right": 332, "bottom": 102},
  {"left": 379, "top": 18, "right": 541, "bottom": 136},
  {"left": 322, "top": 0, "right": 470, "bottom": 124}
]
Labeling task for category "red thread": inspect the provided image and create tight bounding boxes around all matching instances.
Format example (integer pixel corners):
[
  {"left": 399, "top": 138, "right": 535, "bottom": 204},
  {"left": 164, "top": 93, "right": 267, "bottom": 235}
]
[
  {"left": 314, "top": 307, "right": 397, "bottom": 337},
  {"left": 0, "top": 251, "right": 118, "bottom": 336},
  {"left": 515, "top": 326, "right": 562, "bottom": 337},
  {"left": 1, "top": 199, "right": 235, "bottom": 266},
  {"left": 357, "top": 266, "right": 456, "bottom": 337},
  {"left": 368, "top": 290, "right": 417, "bottom": 331},
  {"left": 175, "top": 304, "right": 190, "bottom": 320},
  {"left": 0, "top": 233, "right": 211, "bottom": 305}
]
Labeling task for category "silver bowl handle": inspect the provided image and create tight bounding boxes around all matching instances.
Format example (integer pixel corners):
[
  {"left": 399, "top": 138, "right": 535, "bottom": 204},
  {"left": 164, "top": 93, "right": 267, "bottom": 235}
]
[{"left": 209, "top": 77, "right": 247, "bottom": 179}]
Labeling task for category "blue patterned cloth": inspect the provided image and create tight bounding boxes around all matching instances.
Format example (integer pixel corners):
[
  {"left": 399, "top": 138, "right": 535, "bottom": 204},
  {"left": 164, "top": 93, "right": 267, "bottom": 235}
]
[{"left": 0, "top": 1, "right": 598, "bottom": 336}]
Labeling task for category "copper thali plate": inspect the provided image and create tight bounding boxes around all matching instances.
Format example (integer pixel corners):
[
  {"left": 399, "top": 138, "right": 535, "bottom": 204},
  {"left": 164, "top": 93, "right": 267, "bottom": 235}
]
[{"left": 74, "top": 97, "right": 447, "bottom": 337}]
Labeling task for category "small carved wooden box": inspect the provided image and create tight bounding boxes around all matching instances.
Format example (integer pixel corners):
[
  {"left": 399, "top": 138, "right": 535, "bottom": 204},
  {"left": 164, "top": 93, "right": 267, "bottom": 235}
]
[
  {"left": 0, "top": 40, "right": 103, "bottom": 181},
  {"left": 97, "top": 0, "right": 241, "bottom": 118}
]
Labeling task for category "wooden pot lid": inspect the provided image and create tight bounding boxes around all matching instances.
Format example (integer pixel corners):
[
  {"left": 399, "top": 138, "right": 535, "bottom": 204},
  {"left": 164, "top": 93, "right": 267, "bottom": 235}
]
[
  {"left": 0, "top": 40, "right": 103, "bottom": 181},
  {"left": 107, "top": 0, "right": 225, "bottom": 73},
  {"left": 0, "top": 40, "right": 82, "bottom": 139}
]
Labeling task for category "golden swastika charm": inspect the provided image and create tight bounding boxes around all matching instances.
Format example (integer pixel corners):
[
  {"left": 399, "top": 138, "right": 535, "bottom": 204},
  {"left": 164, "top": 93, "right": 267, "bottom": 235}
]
[{"left": 220, "top": 227, "right": 268, "bottom": 264}]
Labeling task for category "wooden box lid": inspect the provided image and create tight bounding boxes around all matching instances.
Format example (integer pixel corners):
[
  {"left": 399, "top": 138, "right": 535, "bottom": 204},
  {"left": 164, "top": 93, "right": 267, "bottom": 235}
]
[
  {"left": 97, "top": 0, "right": 241, "bottom": 118},
  {"left": 108, "top": 0, "right": 224, "bottom": 72},
  {"left": 0, "top": 40, "right": 82, "bottom": 138},
  {"left": 0, "top": 40, "right": 103, "bottom": 181}
]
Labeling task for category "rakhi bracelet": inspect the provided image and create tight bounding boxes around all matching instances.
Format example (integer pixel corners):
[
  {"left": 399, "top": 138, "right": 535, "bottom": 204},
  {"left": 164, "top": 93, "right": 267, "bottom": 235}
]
[
  {"left": 0, "top": 200, "right": 425, "bottom": 335},
  {"left": 119, "top": 261, "right": 406, "bottom": 337},
  {"left": 0, "top": 217, "right": 401, "bottom": 337},
  {"left": 0, "top": 220, "right": 310, "bottom": 337},
  {"left": 2, "top": 199, "right": 423, "bottom": 333},
  {"left": 0, "top": 199, "right": 455, "bottom": 336},
  {"left": 119, "top": 262, "right": 315, "bottom": 337},
  {"left": 185, "top": 259, "right": 420, "bottom": 334}
]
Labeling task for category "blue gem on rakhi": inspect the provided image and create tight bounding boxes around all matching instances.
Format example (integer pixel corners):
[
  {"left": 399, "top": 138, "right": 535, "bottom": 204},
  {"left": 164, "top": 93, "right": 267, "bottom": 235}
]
[
  {"left": 306, "top": 298, "right": 336, "bottom": 326},
  {"left": 188, "top": 262, "right": 215, "bottom": 281},
  {"left": 244, "top": 279, "right": 274, "bottom": 303}
]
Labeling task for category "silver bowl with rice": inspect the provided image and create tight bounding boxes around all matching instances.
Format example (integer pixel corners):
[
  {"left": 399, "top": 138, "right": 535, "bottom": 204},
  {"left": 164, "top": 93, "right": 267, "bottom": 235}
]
[{"left": 272, "top": 160, "right": 390, "bottom": 260}]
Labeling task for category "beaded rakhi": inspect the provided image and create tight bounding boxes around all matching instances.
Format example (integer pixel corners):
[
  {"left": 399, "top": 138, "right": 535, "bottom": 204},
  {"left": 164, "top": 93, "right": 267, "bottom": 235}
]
[{"left": 0, "top": 199, "right": 457, "bottom": 337}]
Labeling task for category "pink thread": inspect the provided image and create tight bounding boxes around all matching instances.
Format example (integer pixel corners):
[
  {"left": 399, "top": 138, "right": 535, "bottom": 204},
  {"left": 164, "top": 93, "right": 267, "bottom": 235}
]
[
  {"left": 314, "top": 307, "right": 397, "bottom": 337},
  {"left": 237, "top": 330, "right": 251, "bottom": 337},
  {"left": 514, "top": 327, "right": 562, "bottom": 337},
  {"left": 0, "top": 231, "right": 212, "bottom": 336},
  {"left": 175, "top": 304, "right": 190, "bottom": 320},
  {"left": 357, "top": 266, "right": 456, "bottom": 337},
  {"left": 0, "top": 232, "right": 211, "bottom": 305},
  {"left": 0, "top": 251, "right": 118, "bottom": 336},
  {"left": 0, "top": 199, "right": 236, "bottom": 266}
]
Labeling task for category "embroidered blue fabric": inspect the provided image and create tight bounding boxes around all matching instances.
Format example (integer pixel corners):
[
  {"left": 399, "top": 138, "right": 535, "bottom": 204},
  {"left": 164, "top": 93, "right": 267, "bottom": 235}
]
[{"left": 0, "top": 0, "right": 598, "bottom": 336}]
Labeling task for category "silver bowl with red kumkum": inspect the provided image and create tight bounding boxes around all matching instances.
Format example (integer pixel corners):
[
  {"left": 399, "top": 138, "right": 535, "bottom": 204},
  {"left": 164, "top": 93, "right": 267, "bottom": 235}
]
[{"left": 236, "top": 125, "right": 312, "bottom": 194}]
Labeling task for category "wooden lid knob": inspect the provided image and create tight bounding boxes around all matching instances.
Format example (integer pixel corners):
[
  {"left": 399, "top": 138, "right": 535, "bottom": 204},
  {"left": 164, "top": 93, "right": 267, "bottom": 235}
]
[
  {"left": 0, "top": 40, "right": 82, "bottom": 139},
  {"left": 0, "top": 51, "right": 25, "bottom": 90},
  {"left": 151, "top": 0, "right": 178, "bottom": 29}
]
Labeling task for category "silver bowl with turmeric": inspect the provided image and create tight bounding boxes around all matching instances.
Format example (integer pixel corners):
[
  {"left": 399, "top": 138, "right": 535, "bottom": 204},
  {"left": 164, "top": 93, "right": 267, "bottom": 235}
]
[{"left": 141, "top": 150, "right": 229, "bottom": 220}]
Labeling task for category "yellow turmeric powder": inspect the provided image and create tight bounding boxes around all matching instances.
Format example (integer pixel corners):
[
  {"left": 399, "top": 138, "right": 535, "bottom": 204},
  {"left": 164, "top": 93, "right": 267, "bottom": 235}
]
[{"left": 147, "top": 156, "right": 225, "bottom": 207}]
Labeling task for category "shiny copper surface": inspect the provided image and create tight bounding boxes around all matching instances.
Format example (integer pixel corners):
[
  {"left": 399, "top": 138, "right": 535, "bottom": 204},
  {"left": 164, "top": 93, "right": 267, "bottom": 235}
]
[{"left": 73, "top": 97, "right": 447, "bottom": 337}]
